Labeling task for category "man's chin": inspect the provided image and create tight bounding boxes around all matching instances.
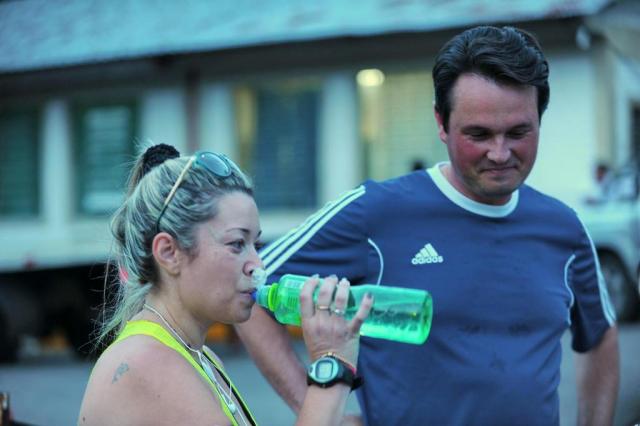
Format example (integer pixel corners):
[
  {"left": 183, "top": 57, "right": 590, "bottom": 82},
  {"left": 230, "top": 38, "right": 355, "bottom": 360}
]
[
  {"left": 461, "top": 175, "right": 522, "bottom": 204},
  {"left": 484, "top": 185, "right": 518, "bottom": 204},
  {"left": 476, "top": 183, "right": 520, "bottom": 204}
]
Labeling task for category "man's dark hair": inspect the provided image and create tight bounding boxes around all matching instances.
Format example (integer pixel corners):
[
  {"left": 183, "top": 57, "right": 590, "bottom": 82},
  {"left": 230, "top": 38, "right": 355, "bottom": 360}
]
[{"left": 433, "top": 25, "right": 550, "bottom": 132}]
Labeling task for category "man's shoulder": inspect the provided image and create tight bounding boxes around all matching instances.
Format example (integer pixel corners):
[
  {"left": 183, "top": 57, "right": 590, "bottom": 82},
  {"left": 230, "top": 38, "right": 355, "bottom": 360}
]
[
  {"left": 519, "top": 184, "right": 578, "bottom": 217},
  {"left": 363, "top": 170, "right": 437, "bottom": 202}
]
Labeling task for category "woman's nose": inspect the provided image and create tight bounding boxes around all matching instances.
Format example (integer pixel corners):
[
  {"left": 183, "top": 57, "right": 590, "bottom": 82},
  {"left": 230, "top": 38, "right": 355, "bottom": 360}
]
[{"left": 244, "top": 250, "right": 264, "bottom": 277}]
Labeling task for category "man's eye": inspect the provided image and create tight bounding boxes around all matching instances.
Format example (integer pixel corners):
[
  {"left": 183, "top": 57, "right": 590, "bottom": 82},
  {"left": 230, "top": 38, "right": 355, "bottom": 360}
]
[
  {"left": 507, "top": 131, "right": 527, "bottom": 139},
  {"left": 464, "top": 129, "right": 490, "bottom": 141},
  {"left": 467, "top": 132, "right": 489, "bottom": 141},
  {"left": 254, "top": 240, "right": 265, "bottom": 251}
]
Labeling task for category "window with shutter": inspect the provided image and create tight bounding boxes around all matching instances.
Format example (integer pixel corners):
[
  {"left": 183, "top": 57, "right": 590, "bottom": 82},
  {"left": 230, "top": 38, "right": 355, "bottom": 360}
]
[
  {"left": 0, "top": 108, "right": 40, "bottom": 218},
  {"left": 358, "top": 69, "right": 446, "bottom": 180},
  {"left": 236, "top": 81, "right": 319, "bottom": 210},
  {"left": 632, "top": 104, "right": 640, "bottom": 164},
  {"left": 74, "top": 102, "right": 136, "bottom": 215}
]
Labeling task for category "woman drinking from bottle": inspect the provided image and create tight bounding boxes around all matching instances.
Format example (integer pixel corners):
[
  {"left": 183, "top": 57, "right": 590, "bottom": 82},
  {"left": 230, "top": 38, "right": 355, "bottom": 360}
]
[{"left": 78, "top": 144, "right": 372, "bottom": 426}]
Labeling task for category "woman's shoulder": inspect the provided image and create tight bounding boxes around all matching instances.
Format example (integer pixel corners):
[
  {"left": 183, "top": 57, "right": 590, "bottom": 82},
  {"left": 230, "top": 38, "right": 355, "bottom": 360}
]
[
  {"left": 78, "top": 334, "right": 227, "bottom": 425},
  {"left": 90, "top": 333, "right": 184, "bottom": 387}
]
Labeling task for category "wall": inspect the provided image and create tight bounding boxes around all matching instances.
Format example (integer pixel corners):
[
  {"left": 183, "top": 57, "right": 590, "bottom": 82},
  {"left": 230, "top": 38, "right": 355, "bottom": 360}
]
[
  {"left": 527, "top": 49, "right": 598, "bottom": 208},
  {"left": 613, "top": 44, "right": 640, "bottom": 165}
]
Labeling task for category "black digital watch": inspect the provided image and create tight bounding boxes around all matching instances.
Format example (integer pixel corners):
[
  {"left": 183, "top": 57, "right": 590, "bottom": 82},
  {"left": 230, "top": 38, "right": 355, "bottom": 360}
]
[{"left": 307, "top": 355, "right": 363, "bottom": 390}]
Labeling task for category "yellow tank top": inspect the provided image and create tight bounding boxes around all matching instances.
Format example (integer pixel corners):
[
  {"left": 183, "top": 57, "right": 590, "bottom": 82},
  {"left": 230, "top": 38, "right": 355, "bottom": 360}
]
[{"left": 111, "top": 320, "right": 257, "bottom": 426}]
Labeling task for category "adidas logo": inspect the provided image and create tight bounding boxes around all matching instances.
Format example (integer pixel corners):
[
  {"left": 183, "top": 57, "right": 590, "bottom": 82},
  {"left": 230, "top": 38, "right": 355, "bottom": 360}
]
[{"left": 411, "top": 243, "right": 444, "bottom": 265}]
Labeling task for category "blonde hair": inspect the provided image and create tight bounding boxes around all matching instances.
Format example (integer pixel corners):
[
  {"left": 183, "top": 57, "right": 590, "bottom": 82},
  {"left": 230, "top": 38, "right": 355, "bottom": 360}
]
[{"left": 95, "top": 145, "right": 253, "bottom": 348}]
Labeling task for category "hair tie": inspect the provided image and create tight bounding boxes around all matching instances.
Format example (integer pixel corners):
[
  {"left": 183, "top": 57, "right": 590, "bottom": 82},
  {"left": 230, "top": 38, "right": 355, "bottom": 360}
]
[{"left": 141, "top": 144, "right": 180, "bottom": 176}]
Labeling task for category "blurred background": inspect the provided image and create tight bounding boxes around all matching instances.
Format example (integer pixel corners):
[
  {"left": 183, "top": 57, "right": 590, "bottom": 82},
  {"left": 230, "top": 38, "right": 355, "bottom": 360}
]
[{"left": 0, "top": 0, "right": 639, "bottom": 425}]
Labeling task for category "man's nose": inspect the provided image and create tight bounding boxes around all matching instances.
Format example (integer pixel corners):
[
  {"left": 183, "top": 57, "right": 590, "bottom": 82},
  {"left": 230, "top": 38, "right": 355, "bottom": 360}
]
[{"left": 486, "top": 137, "right": 511, "bottom": 163}]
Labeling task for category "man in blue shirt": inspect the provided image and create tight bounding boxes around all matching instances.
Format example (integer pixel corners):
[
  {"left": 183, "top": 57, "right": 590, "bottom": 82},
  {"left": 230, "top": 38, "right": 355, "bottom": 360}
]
[{"left": 237, "top": 26, "right": 619, "bottom": 425}]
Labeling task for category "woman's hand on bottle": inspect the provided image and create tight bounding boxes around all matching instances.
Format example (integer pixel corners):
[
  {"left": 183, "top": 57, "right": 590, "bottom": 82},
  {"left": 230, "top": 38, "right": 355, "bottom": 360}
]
[{"left": 299, "top": 275, "right": 373, "bottom": 367}]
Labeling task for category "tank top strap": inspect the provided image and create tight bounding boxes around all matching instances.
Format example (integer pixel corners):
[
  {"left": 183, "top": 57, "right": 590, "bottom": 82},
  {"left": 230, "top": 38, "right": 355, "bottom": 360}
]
[
  {"left": 113, "top": 320, "right": 208, "bottom": 383},
  {"left": 202, "top": 346, "right": 258, "bottom": 426}
]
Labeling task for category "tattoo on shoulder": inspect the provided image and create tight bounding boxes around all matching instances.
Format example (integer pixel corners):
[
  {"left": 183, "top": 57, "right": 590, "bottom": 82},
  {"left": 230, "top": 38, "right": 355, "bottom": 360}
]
[{"left": 112, "top": 362, "right": 130, "bottom": 384}]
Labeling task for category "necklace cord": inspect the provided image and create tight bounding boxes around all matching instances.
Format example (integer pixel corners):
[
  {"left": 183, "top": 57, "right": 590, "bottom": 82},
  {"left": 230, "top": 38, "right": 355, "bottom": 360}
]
[{"left": 142, "top": 303, "right": 248, "bottom": 424}]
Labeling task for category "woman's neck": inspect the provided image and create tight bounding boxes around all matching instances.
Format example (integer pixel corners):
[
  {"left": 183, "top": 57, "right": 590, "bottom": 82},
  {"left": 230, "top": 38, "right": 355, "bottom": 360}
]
[{"left": 141, "top": 295, "right": 206, "bottom": 350}]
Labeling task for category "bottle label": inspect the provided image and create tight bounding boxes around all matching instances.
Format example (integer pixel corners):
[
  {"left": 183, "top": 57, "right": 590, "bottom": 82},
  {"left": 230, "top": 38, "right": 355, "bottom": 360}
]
[{"left": 282, "top": 275, "right": 307, "bottom": 289}]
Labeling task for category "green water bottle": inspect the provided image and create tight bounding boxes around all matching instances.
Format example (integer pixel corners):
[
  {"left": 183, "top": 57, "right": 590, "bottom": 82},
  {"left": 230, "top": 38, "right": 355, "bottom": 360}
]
[{"left": 252, "top": 274, "right": 433, "bottom": 345}]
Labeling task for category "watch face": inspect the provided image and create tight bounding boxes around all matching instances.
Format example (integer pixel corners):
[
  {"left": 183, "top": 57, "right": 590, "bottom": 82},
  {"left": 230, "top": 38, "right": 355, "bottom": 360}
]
[
  {"left": 310, "top": 357, "right": 339, "bottom": 383},
  {"left": 316, "top": 359, "right": 336, "bottom": 380},
  {"left": 308, "top": 356, "right": 357, "bottom": 389}
]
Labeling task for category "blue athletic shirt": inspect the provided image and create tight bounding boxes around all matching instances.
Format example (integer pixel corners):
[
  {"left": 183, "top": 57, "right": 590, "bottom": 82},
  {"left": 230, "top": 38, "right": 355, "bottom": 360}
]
[{"left": 260, "top": 163, "right": 616, "bottom": 426}]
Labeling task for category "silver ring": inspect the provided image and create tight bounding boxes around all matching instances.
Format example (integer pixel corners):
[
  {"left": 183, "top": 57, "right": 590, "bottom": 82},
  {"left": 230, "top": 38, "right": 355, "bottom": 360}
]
[
  {"left": 316, "top": 305, "right": 331, "bottom": 311},
  {"left": 332, "top": 308, "right": 345, "bottom": 316}
]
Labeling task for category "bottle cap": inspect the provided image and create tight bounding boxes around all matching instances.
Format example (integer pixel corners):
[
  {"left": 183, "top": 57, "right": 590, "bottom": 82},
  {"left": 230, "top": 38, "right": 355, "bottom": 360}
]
[
  {"left": 252, "top": 268, "right": 267, "bottom": 288},
  {"left": 250, "top": 268, "right": 268, "bottom": 302}
]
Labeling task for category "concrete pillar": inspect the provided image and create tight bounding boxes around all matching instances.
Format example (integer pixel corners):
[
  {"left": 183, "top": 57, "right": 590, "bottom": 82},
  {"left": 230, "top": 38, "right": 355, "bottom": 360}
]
[
  {"left": 41, "top": 99, "right": 73, "bottom": 234},
  {"left": 198, "top": 82, "right": 237, "bottom": 159},
  {"left": 318, "top": 71, "right": 360, "bottom": 203},
  {"left": 141, "top": 87, "right": 187, "bottom": 153}
]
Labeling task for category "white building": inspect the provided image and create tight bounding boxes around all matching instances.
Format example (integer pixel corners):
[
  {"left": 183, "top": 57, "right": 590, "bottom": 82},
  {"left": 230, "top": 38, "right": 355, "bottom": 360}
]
[{"left": 0, "top": 0, "right": 638, "bottom": 355}]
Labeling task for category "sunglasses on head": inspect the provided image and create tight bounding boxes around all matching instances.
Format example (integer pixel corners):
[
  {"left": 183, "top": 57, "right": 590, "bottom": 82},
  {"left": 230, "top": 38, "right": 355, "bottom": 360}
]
[{"left": 155, "top": 151, "right": 238, "bottom": 233}]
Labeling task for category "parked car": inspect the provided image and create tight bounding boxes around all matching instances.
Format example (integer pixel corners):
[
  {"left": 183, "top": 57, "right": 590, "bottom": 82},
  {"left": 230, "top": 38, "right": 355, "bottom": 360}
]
[{"left": 577, "top": 164, "right": 640, "bottom": 321}]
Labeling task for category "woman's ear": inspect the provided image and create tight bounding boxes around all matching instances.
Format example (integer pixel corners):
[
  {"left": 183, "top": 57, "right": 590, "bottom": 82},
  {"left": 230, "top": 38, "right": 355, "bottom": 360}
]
[{"left": 152, "top": 232, "right": 181, "bottom": 276}]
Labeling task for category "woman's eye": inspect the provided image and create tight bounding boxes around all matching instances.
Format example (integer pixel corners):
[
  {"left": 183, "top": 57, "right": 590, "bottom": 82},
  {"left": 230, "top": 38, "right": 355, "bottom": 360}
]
[{"left": 229, "top": 240, "right": 245, "bottom": 251}]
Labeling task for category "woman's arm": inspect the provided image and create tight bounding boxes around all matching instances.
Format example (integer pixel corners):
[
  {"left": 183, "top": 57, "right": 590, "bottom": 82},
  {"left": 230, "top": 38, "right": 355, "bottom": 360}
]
[
  {"left": 235, "top": 308, "right": 309, "bottom": 412},
  {"left": 297, "top": 385, "right": 351, "bottom": 426},
  {"left": 294, "top": 276, "right": 373, "bottom": 426}
]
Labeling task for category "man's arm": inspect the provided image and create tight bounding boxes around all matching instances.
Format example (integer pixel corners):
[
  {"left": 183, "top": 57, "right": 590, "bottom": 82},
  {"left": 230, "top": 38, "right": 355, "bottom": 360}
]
[
  {"left": 574, "top": 326, "right": 619, "bottom": 426},
  {"left": 239, "top": 186, "right": 370, "bottom": 414},
  {"left": 235, "top": 307, "right": 308, "bottom": 412}
]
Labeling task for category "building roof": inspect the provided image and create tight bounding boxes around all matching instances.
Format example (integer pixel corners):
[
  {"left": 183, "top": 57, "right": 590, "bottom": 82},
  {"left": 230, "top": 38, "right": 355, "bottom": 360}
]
[
  {"left": 586, "top": 0, "right": 640, "bottom": 60},
  {"left": 0, "top": 0, "right": 613, "bottom": 73}
]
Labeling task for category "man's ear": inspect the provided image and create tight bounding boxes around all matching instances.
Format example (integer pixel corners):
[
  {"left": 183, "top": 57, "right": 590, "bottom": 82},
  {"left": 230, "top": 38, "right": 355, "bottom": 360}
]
[
  {"left": 152, "top": 232, "right": 181, "bottom": 276},
  {"left": 434, "top": 105, "right": 448, "bottom": 144}
]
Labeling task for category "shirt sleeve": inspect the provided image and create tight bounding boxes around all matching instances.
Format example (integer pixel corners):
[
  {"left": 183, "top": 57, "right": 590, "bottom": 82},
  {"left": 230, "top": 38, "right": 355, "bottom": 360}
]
[
  {"left": 259, "top": 185, "right": 369, "bottom": 285},
  {"left": 568, "top": 219, "right": 616, "bottom": 352}
]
